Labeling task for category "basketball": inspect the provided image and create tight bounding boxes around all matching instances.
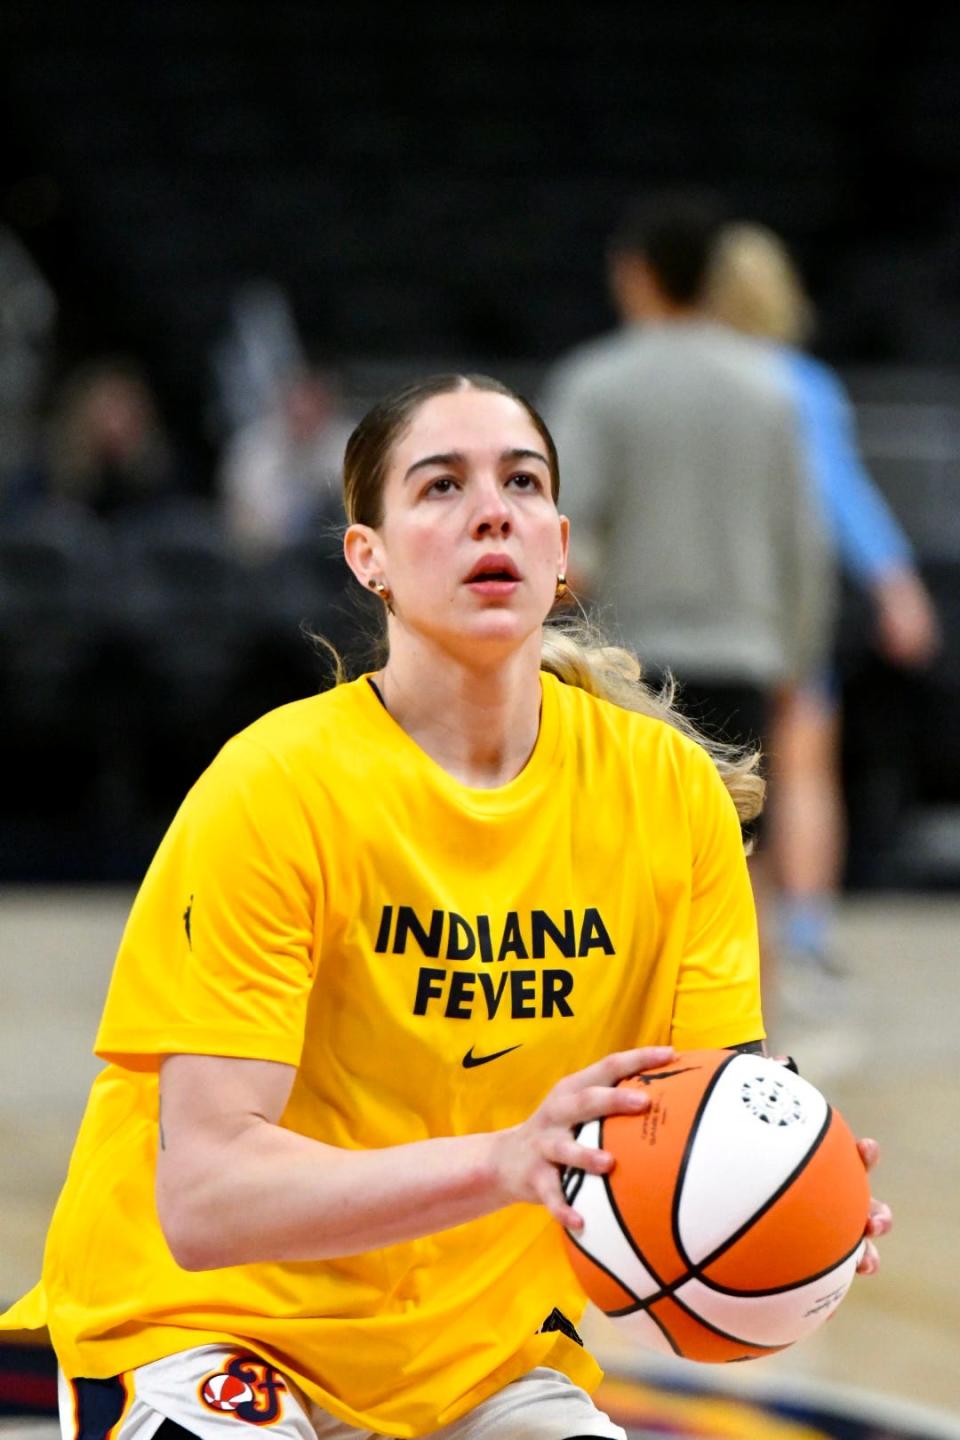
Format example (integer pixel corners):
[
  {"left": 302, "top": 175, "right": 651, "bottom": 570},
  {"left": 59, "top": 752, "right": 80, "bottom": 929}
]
[
  {"left": 561, "top": 1050, "right": 870, "bottom": 1361},
  {"left": 201, "top": 1373, "right": 255, "bottom": 1410}
]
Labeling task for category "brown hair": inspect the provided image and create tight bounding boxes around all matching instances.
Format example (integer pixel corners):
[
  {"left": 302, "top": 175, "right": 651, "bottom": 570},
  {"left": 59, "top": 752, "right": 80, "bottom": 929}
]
[
  {"left": 343, "top": 372, "right": 559, "bottom": 526},
  {"left": 336, "top": 374, "right": 764, "bottom": 833}
]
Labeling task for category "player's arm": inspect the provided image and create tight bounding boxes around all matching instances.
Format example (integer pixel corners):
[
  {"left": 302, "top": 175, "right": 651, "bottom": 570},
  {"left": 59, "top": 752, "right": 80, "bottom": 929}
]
[{"left": 155, "top": 1045, "right": 675, "bottom": 1269}]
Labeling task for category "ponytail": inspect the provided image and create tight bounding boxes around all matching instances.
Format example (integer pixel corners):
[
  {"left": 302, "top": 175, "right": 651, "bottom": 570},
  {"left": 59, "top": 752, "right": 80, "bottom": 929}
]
[{"left": 540, "top": 617, "right": 765, "bottom": 836}]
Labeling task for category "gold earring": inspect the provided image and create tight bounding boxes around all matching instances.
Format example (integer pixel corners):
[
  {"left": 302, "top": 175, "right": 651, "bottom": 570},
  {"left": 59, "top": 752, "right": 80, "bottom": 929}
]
[
  {"left": 368, "top": 578, "right": 395, "bottom": 615},
  {"left": 555, "top": 573, "right": 568, "bottom": 599}
]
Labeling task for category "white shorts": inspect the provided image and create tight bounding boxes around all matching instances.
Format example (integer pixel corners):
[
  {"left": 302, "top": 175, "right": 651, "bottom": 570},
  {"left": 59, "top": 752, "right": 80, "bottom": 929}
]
[{"left": 58, "top": 1345, "right": 628, "bottom": 1440}]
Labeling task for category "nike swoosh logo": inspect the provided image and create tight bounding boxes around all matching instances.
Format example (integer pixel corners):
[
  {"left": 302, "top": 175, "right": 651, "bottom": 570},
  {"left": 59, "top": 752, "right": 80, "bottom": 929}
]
[
  {"left": 631, "top": 1065, "right": 701, "bottom": 1085},
  {"left": 462, "top": 1043, "right": 523, "bottom": 1069}
]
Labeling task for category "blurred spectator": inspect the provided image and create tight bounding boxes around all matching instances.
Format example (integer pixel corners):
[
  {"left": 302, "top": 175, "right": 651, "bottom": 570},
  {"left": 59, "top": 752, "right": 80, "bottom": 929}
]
[
  {"left": 210, "top": 278, "right": 308, "bottom": 437},
  {"left": 0, "top": 223, "right": 57, "bottom": 508},
  {"left": 46, "top": 357, "right": 184, "bottom": 518},
  {"left": 538, "top": 190, "right": 836, "bottom": 1007},
  {"left": 216, "top": 365, "right": 352, "bottom": 560},
  {"left": 705, "top": 222, "right": 941, "bottom": 1009},
  {"left": 539, "top": 190, "right": 834, "bottom": 754}
]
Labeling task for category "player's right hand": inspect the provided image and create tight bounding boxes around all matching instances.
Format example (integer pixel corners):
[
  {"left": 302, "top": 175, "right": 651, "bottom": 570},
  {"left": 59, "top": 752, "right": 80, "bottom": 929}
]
[{"left": 490, "top": 1046, "right": 674, "bottom": 1230}]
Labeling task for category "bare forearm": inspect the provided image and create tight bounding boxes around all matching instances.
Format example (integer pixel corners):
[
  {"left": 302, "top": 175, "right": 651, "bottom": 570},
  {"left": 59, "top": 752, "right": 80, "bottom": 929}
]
[
  {"left": 158, "top": 1120, "right": 505, "bottom": 1270},
  {"left": 156, "top": 1045, "right": 676, "bottom": 1270}
]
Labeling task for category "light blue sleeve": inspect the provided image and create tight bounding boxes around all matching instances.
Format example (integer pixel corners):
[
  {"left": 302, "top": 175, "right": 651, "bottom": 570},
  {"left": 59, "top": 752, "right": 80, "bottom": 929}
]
[{"left": 783, "top": 348, "right": 913, "bottom": 585}]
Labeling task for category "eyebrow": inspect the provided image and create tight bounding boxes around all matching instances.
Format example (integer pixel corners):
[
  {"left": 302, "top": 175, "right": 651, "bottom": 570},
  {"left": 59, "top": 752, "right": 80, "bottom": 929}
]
[{"left": 403, "top": 447, "right": 550, "bottom": 481}]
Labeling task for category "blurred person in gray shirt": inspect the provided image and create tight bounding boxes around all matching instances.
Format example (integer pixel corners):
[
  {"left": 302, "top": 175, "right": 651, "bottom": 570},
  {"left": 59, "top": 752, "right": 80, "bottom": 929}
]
[
  {"left": 540, "top": 191, "right": 836, "bottom": 995},
  {"left": 540, "top": 190, "right": 835, "bottom": 761}
]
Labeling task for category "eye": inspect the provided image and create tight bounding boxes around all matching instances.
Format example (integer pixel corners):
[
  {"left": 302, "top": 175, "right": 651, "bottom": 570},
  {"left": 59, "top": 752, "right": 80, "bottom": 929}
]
[
  {"left": 507, "top": 471, "right": 542, "bottom": 492},
  {"left": 424, "top": 475, "right": 459, "bottom": 497}
]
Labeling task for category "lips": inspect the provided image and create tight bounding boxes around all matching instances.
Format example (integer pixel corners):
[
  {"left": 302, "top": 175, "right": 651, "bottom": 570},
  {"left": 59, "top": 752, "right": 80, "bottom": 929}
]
[{"left": 465, "top": 554, "right": 521, "bottom": 583}]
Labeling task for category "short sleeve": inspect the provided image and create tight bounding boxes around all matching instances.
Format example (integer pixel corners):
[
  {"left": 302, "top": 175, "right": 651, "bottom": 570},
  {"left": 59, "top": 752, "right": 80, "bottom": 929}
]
[
  {"left": 95, "top": 734, "right": 322, "bottom": 1069},
  {"left": 669, "top": 743, "right": 765, "bottom": 1050}
]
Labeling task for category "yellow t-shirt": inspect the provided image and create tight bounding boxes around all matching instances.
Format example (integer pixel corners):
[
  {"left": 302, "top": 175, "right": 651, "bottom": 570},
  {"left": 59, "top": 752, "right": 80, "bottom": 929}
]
[{"left": 3, "top": 673, "right": 763, "bottom": 1436}]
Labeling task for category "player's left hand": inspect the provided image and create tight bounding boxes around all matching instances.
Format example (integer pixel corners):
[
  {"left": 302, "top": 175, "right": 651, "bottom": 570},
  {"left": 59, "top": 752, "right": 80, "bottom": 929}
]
[{"left": 856, "top": 1137, "right": 892, "bottom": 1275}]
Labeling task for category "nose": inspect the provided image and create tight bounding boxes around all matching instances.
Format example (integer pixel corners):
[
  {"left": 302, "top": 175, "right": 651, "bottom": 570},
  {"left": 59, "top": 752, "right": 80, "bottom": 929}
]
[{"left": 470, "top": 477, "right": 512, "bottom": 539}]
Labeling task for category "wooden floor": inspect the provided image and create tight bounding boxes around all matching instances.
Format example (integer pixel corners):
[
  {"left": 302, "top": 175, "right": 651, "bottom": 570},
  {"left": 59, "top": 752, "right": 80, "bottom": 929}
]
[{"left": 2, "top": 890, "right": 958, "bottom": 1427}]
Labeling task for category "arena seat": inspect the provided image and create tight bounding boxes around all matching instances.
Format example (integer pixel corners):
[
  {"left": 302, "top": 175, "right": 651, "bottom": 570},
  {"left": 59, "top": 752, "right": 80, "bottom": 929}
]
[
  {"left": 0, "top": 500, "right": 117, "bottom": 831},
  {"left": 0, "top": 498, "right": 115, "bottom": 707},
  {"left": 106, "top": 498, "right": 255, "bottom": 823},
  {"left": 222, "top": 529, "right": 361, "bottom": 732}
]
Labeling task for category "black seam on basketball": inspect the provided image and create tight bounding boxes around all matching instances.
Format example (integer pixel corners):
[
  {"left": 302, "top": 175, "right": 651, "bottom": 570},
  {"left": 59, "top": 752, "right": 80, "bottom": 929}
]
[
  {"left": 604, "top": 1289, "right": 786, "bottom": 1354},
  {"left": 686, "top": 1102, "right": 835, "bottom": 1276},
  {"left": 599, "top": 1133, "right": 673, "bottom": 1302},
  {"left": 602, "top": 1297, "right": 684, "bottom": 1355},
  {"left": 562, "top": 1223, "right": 652, "bottom": 1310},
  {"left": 687, "top": 1230, "right": 867, "bottom": 1298},
  {"left": 564, "top": 1115, "right": 667, "bottom": 1310},
  {"left": 560, "top": 1119, "right": 589, "bottom": 1206},
  {"left": 561, "top": 1165, "right": 586, "bottom": 1207},
  {"left": 670, "top": 1052, "right": 737, "bottom": 1270},
  {"left": 658, "top": 1289, "right": 788, "bottom": 1352},
  {"left": 631, "top": 1093, "right": 837, "bottom": 1311},
  {"left": 664, "top": 1288, "right": 790, "bottom": 1351}
]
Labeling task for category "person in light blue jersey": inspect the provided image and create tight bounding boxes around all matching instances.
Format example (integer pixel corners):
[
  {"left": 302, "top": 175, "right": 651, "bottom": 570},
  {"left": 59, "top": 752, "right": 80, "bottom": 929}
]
[{"left": 706, "top": 223, "right": 940, "bottom": 1012}]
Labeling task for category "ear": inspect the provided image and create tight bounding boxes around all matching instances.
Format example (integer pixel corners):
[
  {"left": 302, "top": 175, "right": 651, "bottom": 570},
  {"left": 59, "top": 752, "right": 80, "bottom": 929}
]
[
  {"left": 608, "top": 252, "right": 655, "bottom": 321},
  {"left": 343, "top": 522, "right": 386, "bottom": 591}
]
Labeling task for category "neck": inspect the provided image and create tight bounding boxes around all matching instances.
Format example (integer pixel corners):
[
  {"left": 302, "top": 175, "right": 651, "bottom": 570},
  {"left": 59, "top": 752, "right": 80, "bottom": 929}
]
[
  {"left": 622, "top": 295, "right": 703, "bottom": 324},
  {"left": 376, "top": 635, "right": 544, "bottom": 788}
]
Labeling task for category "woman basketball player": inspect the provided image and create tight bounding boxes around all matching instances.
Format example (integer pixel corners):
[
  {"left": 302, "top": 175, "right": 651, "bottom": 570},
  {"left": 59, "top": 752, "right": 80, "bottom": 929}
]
[{"left": 1, "top": 376, "right": 890, "bottom": 1440}]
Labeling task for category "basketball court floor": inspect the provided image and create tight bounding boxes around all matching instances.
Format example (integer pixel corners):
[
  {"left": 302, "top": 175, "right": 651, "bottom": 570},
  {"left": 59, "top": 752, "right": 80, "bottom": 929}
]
[{"left": 1, "top": 890, "right": 958, "bottom": 1438}]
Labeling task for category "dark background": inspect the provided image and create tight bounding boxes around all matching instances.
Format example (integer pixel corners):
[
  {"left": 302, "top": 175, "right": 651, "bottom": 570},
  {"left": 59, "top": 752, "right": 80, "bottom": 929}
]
[
  {"left": 1, "top": 0, "right": 959, "bottom": 886},
  {"left": 6, "top": 4, "right": 960, "bottom": 424}
]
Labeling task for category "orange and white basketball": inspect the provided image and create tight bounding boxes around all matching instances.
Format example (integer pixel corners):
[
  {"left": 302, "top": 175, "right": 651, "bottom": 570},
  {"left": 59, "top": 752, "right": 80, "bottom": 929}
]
[{"left": 561, "top": 1050, "right": 870, "bottom": 1361}]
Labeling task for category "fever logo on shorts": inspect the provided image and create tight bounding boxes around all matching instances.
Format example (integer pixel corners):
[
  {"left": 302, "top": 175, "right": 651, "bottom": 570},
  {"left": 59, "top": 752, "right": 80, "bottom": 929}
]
[{"left": 199, "top": 1355, "right": 286, "bottom": 1425}]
